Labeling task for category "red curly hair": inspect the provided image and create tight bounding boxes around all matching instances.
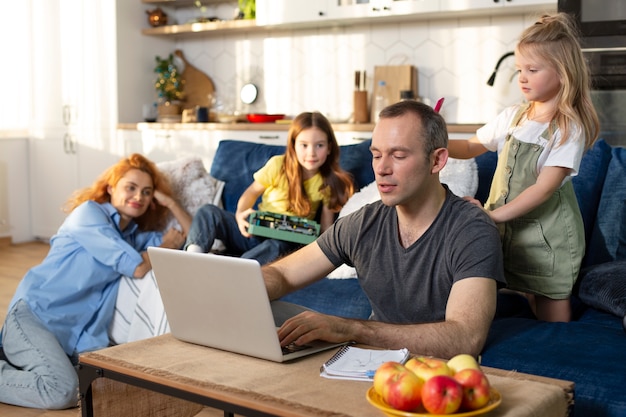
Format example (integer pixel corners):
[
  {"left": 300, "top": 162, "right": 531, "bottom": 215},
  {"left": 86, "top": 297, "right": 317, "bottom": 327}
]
[{"left": 64, "top": 153, "right": 174, "bottom": 231}]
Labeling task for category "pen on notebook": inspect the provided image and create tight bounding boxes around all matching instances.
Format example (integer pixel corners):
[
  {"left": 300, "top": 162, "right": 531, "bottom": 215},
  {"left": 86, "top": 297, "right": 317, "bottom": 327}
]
[{"left": 365, "top": 370, "right": 376, "bottom": 378}]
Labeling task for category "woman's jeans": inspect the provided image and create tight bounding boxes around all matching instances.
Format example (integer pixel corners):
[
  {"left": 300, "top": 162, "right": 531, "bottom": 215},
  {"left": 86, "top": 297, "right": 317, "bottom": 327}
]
[
  {"left": 185, "top": 204, "right": 300, "bottom": 265},
  {"left": 0, "top": 300, "right": 78, "bottom": 409}
]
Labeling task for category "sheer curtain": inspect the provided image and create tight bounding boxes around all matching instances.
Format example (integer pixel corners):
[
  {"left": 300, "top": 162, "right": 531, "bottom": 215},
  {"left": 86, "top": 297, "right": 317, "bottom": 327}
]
[{"left": 1, "top": 1, "right": 32, "bottom": 132}]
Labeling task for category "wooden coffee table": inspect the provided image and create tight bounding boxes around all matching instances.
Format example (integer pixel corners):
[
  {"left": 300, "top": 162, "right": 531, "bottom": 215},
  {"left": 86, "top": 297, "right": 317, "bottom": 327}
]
[{"left": 78, "top": 334, "right": 573, "bottom": 417}]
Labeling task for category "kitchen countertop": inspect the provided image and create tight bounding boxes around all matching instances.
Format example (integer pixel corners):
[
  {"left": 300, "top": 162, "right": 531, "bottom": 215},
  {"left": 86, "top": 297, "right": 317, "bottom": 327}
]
[{"left": 118, "top": 122, "right": 482, "bottom": 134}]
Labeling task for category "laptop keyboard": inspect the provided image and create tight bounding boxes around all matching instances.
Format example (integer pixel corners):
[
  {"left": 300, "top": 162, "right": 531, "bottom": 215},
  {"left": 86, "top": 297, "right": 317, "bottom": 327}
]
[{"left": 282, "top": 343, "right": 312, "bottom": 355}]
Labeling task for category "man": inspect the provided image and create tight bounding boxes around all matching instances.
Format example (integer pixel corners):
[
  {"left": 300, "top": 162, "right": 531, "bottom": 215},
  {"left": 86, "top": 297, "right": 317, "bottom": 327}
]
[{"left": 263, "top": 100, "right": 505, "bottom": 359}]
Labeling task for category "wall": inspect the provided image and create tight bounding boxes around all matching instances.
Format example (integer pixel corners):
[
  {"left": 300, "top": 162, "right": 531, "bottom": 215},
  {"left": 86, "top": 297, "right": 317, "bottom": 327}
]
[
  {"left": 0, "top": 138, "right": 31, "bottom": 243},
  {"left": 166, "top": 7, "right": 556, "bottom": 125}
]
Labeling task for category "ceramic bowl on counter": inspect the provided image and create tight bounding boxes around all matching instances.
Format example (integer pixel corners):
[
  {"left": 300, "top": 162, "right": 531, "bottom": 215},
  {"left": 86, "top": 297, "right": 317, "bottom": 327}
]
[{"left": 246, "top": 114, "right": 285, "bottom": 123}]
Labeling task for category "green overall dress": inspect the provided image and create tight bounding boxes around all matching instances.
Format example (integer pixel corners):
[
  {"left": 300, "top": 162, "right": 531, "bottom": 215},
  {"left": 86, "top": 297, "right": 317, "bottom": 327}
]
[{"left": 485, "top": 107, "right": 585, "bottom": 299}]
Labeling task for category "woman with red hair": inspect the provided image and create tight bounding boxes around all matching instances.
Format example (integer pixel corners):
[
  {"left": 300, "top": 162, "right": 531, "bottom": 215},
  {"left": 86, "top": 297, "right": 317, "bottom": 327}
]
[{"left": 0, "top": 153, "right": 190, "bottom": 409}]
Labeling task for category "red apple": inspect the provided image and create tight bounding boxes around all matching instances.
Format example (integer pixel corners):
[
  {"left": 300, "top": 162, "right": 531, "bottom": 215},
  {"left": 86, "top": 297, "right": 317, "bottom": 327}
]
[
  {"left": 421, "top": 375, "right": 463, "bottom": 414},
  {"left": 453, "top": 368, "right": 491, "bottom": 410},
  {"left": 373, "top": 362, "right": 406, "bottom": 396},
  {"left": 405, "top": 356, "right": 453, "bottom": 382},
  {"left": 379, "top": 367, "right": 424, "bottom": 411}
]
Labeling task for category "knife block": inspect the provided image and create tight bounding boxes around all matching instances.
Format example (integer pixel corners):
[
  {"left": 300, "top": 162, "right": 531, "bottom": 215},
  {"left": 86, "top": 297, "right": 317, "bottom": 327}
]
[{"left": 353, "top": 90, "right": 369, "bottom": 123}]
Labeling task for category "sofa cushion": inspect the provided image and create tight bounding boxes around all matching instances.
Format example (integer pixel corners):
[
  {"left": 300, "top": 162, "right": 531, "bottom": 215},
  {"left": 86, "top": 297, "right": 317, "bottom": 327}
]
[
  {"left": 279, "top": 278, "right": 371, "bottom": 319},
  {"left": 618, "top": 201, "right": 626, "bottom": 260},
  {"left": 210, "top": 140, "right": 374, "bottom": 213},
  {"left": 571, "top": 139, "right": 613, "bottom": 262},
  {"left": 482, "top": 314, "right": 626, "bottom": 417},
  {"left": 473, "top": 151, "right": 497, "bottom": 204},
  {"left": 585, "top": 145, "right": 626, "bottom": 265},
  {"left": 576, "top": 260, "right": 626, "bottom": 318},
  {"left": 157, "top": 157, "right": 224, "bottom": 230}
]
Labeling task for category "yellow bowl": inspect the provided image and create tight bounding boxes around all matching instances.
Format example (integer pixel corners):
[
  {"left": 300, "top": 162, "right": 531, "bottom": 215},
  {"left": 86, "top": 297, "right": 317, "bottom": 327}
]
[{"left": 366, "top": 386, "right": 502, "bottom": 417}]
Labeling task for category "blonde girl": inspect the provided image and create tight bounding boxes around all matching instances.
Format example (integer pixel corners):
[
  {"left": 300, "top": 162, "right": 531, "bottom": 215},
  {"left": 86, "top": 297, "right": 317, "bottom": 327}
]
[{"left": 448, "top": 13, "right": 600, "bottom": 322}]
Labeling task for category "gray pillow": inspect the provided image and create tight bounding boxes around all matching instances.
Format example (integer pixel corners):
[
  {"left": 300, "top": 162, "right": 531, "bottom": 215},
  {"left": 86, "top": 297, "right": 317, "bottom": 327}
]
[{"left": 577, "top": 261, "right": 626, "bottom": 318}]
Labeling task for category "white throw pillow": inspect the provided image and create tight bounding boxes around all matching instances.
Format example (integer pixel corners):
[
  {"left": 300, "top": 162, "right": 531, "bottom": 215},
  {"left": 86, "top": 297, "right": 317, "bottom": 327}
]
[
  {"left": 326, "top": 157, "right": 478, "bottom": 279},
  {"left": 157, "top": 157, "right": 225, "bottom": 231}
]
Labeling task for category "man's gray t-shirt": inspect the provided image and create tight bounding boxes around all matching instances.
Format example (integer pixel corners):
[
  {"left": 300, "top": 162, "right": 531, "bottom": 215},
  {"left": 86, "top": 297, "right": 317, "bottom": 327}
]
[{"left": 317, "top": 189, "right": 505, "bottom": 324}]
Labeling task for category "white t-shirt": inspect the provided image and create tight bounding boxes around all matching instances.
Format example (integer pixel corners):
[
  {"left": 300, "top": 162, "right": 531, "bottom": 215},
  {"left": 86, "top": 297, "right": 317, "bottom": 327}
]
[{"left": 476, "top": 105, "right": 585, "bottom": 180}]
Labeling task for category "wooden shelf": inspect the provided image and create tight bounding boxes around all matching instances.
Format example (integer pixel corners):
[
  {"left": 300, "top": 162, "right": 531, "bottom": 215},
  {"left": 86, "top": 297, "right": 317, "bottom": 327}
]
[
  {"left": 142, "top": 0, "right": 234, "bottom": 6},
  {"left": 142, "top": 18, "right": 258, "bottom": 36}
]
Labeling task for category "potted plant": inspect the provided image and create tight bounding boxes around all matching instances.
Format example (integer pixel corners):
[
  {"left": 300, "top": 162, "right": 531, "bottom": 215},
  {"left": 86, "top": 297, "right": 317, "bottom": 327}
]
[
  {"left": 238, "top": 0, "right": 255, "bottom": 20},
  {"left": 154, "top": 54, "right": 184, "bottom": 118}
]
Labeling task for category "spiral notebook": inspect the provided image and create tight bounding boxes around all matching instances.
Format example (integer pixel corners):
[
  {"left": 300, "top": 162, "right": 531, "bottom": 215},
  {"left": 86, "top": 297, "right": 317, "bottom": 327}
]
[{"left": 320, "top": 346, "right": 410, "bottom": 381}]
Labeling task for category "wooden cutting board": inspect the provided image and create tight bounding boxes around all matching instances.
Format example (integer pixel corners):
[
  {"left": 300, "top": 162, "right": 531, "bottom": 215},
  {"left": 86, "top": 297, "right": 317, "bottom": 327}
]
[
  {"left": 371, "top": 65, "right": 418, "bottom": 121},
  {"left": 175, "top": 49, "right": 215, "bottom": 110}
]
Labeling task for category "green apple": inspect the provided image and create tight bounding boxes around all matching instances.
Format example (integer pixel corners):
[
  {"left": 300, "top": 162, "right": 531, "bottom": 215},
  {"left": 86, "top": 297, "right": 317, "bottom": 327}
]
[{"left": 446, "top": 353, "right": 481, "bottom": 374}]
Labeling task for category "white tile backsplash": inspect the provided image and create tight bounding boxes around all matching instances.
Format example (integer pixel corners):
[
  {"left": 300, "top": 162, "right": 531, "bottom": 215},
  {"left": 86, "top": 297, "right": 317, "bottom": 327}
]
[{"left": 174, "top": 9, "right": 556, "bottom": 124}]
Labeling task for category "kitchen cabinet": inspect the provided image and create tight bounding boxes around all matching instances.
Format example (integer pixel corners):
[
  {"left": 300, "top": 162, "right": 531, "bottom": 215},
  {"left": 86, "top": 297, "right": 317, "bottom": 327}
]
[
  {"left": 256, "top": 0, "right": 331, "bottom": 25},
  {"left": 126, "top": 129, "right": 218, "bottom": 169},
  {"left": 330, "top": 0, "right": 440, "bottom": 20},
  {"left": 0, "top": 138, "right": 30, "bottom": 243},
  {"left": 29, "top": 0, "right": 121, "bottom": 239},
  {"left": 211, "top": 129, "right": 288, "bottom": 144},
  {"left": 145, "top": 0, "right": 555, "bottom": 37},
  {"left": 440, "top": 0, "right": 555, "bottom": 12}
]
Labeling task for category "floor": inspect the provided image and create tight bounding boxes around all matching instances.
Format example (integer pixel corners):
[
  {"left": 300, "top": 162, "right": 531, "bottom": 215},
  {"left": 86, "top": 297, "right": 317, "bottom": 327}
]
[{"left": 0, "top": 240, "right": 220, "bottom": 417}]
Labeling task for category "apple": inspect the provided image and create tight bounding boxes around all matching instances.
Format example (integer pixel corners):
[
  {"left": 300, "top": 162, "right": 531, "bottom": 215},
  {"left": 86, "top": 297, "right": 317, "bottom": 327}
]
[
  {"left": 405, "top": 356, "right": 453, "bottom": 381},
  {"left": 421, "top": 375, "right": 463, "bottom": 414},
  {"left": 373, "top": 362, "right": 406, "bottom": 396},
  {"left": 447, "top": 353, "right": 481, "bottom": 374},
  {"left": 454, "top": 368, "right": 491, "bottom": 410},
  {"left": 374, "top": 363, "right": 424, "bottom": 411}
]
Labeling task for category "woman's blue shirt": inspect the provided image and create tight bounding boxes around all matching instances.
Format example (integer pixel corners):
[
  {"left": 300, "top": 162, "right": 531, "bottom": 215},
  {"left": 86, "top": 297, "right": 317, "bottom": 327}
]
[{"left": 6, "top": 201, "right": 162, "bottom": 355}]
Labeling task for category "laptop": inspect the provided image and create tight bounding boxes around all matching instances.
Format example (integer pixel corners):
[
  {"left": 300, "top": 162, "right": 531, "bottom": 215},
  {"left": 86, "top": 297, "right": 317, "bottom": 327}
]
[{"left": 147, "top": 246, "right": 345, "bottom": 362}]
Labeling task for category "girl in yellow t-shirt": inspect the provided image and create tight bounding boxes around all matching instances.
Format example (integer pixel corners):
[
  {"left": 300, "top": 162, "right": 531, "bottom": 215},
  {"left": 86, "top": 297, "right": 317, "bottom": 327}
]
[{"left": 184, "top": 111, "right": 354, "bottom": 264}]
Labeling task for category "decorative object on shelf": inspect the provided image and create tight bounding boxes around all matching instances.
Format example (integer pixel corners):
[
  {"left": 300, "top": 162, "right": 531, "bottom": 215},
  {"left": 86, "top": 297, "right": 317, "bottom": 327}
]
[
  {"left": 174, "top": 50, "right": 215, "bottom": 111},
  {"left": 146, "top": 7, "right": 168, "bottom": 27},
  {"left": 237, "top": 0, "right": 255, "bottom": 20},
  {"left": 240, "top": 83, "right": 258, "bottom": 104},
  {"left": 154, "top": 54, "right": 184, "bottom": 121}
]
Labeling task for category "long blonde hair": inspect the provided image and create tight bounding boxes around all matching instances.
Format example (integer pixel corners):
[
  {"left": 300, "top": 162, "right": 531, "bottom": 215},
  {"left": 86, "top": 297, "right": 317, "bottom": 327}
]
[
  {"left": 281, "top": 112, "right": 354, "bottom": 217},
  {"left": 64, "top": 153, "right": 174, "bottom": 231},
  {"left": 517, "top": 12, "right": 599, "bottom": 150}
]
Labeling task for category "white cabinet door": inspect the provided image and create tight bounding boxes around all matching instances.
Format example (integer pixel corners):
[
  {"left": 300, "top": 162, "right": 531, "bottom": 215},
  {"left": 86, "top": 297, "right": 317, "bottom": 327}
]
[
  {"left": 29, "top": 134, "right": 78, "bottom": 238},
  {"left": 256, "top": 0, "right": 331, "bottom": 25},
  {"left": 212, "top": 130, "right": 288, "bottom": 145},
  {"left": 29, "top": 131, "right": 120, "bottom": 239},
  {"left": 440, "top": 0, "right": 555, "bottom": 11},
  {"left": 131, "top": 130, "right": 217, "bottom": 170},
  {"left": 29, "top": 0, "right": 119, "bottom": 239},
  {"left": 331, "top": 0, "right": 439, "bottom": 19}
]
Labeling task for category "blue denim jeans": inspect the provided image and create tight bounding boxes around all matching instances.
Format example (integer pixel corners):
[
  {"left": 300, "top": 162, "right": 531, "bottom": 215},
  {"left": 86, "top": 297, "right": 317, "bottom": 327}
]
[
  {"left": 0, "top": 300, "right": 79, "bottom": 409},
  {"left": 185, "top": 204, "right": 300, "bottom": 265}
]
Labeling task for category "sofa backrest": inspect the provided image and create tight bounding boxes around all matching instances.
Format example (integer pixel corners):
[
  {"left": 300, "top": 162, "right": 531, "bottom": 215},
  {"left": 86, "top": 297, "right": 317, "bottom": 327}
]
[{"left": 210, "top": 139, "right": 374, "bottom": 214}]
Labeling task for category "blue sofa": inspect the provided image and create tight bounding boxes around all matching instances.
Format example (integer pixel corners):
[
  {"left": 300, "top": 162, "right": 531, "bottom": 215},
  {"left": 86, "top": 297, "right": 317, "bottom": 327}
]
[{"left": 210, "top": 138, "right": 626, "bottom": 417}]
